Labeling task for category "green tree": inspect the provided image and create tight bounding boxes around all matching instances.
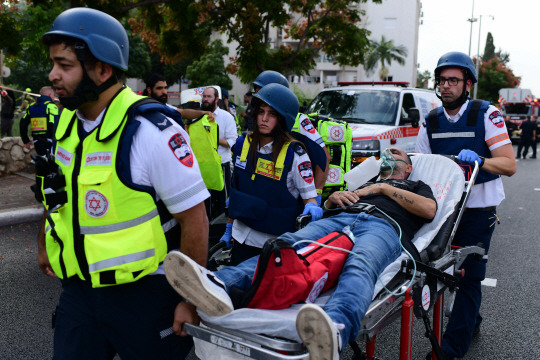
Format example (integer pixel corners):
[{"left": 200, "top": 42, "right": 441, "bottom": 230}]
[
  {"left": 364, "top": 35, "right": 408, "bottom": 80},
  {"left": 482, "top": 32, "right": 495, "bottom": 61},
  {"left": 476, "top": 57, "right": 520, "bottom": 103},
  {"left": 2, "top": 0, "right": 381, "bottom": 87},
  {"left": 417, "top": 70, "right": 431, "bottom": 89},
  {"left": 185, "top": 40, "right": 233, "bottom": 89},
  {"left": 125, "top": 24, "right": 152, "bottom": 80},
  {"left": 495, "top": 49, "right": 510, "bottom": 66},
  {"left": 127, "top": 0, "right": 380, "bottom": 83}
]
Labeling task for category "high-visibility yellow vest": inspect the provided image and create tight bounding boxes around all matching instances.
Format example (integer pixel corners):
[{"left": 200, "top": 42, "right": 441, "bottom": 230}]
[
  {"left": 186, "top": 115, "right": 224, "bottom": 191},
  {"left": 46, "top": 88, "right": 170, "bottom": 287}
]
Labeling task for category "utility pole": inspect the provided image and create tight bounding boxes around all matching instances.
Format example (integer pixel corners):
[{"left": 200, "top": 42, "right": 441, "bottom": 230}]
[
  {"left": 467, "top": 0, "right": 477, "bottom": 56},
  {"left": 473, "top": 15, "right": 494, "bottom": 99}
]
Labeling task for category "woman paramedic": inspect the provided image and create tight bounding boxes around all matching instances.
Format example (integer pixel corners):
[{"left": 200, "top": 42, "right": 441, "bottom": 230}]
[{"left": 221, "top": 83, "right": 323, "bottom": 265}]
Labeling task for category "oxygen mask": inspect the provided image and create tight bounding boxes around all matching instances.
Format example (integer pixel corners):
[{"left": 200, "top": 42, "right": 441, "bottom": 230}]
[{"left": 380, "top": 148, "right": 408, "bottom": 179}]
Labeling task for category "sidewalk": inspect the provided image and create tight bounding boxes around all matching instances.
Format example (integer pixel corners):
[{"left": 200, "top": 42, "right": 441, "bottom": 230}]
[{"left": 0, "top": 171, "right": 44, "bottom": 227}]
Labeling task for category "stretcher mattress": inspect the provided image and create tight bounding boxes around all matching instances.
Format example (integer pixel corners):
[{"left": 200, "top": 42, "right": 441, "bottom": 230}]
[{"left": 194, "top": 154, "right": 466, "bottom": 359}]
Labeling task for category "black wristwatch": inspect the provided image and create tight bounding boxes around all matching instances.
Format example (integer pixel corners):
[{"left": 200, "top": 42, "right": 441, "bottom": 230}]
[{"left": 478, "top": 156, "right": 485, "bottom": 168}]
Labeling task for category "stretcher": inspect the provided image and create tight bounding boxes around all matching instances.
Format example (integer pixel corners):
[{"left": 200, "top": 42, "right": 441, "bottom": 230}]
[{"left": 186, "top": 154, "right": 484, "bottom": 360}]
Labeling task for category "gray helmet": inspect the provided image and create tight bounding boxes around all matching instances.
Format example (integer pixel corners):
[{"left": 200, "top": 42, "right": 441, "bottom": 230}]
[
  {"left": 253, "top": 71, "right": 289, "bottom": 89},
  {"left": 253, "top": 83, "right": 299, "bottom": 132},
  {"left": 44, "top": 8, "right": 129, "bottom": 70},
  {"left": 435, "top": 52, "right": 477, "bottom": 84}
]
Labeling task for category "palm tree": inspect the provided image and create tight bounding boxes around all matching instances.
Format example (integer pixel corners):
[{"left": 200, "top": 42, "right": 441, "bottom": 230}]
[
  {"left": 364, "top": 35, "right": 408, "bottom": 81},
  {"left": 417, "top": 70, "right": 432, "bottom": 89}
]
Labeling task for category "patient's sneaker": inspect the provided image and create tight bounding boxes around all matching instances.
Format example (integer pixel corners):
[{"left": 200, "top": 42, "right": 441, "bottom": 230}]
[
  {"left": 296, "top": 304, "right": 341, "bottom": 360},
  {"left": 164, "top": 251, "right": 234, "bottom": 317}
]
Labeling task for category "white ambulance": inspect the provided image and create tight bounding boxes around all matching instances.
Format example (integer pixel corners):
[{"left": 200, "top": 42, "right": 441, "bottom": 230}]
[{"left": 305, "top": 82, "right": 441, "bottom": 166}]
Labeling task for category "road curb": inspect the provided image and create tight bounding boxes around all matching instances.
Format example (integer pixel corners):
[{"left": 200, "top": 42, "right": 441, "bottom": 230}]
[{"left": 0, "top": 206, "right": 44, "bottom": 227}]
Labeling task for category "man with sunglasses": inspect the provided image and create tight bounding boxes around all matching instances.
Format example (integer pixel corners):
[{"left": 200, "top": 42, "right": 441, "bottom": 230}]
[{"left": 415, "top": 51, "right": 516, "bottom": 360}]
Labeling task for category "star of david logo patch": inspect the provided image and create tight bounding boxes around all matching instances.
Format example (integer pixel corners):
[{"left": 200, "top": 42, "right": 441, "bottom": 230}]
[{"left": 85, "top": 190, "right": 109, "bottom": 218}]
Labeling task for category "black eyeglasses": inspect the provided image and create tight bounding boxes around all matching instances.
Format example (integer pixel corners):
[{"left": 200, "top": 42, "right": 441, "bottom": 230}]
[{"left": 436, "top": 77, "right": 464, "bottom": 86}]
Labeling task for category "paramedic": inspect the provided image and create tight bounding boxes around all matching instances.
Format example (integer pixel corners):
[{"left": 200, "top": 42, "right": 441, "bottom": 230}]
[
  {"left": 415, "top": 51, "right": 516, "bottom": 359},
  {"left": 242, "top": 70, "right": 330, "bottom": 202},
  {"left": 222, "top": 83, "right": 322, "bottom": 265},
  {"left": 165, "top": 147, "right": 437, "bottom": 360},
  {"left": 19, "top": 86, "right": 59, "bottom": 156},
  {"left": 39, "top": 8, "right": 209, "bottom": 359},
  {"left": 145, "top": 72, "right": 215, "bottom": 122},
  {"left": 201, "top": 86, "right": 238, "bottom": 219}
]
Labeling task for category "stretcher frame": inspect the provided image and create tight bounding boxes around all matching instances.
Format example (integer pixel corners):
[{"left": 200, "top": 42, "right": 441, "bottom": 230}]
[{"left": 186, "top": 155, "right": 485, "bottom": 360}]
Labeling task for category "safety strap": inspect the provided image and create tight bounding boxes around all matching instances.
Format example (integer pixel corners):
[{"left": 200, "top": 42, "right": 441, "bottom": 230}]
[
  {"left": 240, "top": 137, "right": 292, "bottom": 170},
  {"left": 240, "top": 136, "right": 251, "bottom": 162},
  {"left": 427, "top": 108, "right": 438, "bottom": 133},
  {"left": 466, "top": 100, "right": 482, "bottom": 127}
]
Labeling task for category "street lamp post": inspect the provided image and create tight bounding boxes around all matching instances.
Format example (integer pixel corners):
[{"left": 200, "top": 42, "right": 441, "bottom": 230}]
[
  {"left": 467, "top": 0, "right": 476, "bottom": 56},
  {"left": 473, "top": 14, "right": 495, "bottom": 99}
]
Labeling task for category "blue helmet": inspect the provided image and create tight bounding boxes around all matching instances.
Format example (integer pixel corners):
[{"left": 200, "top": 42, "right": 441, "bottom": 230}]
[
  {"left": 435, "top": 52, "right": 477, "bottom": 84},
  {"left": 253, "top": 71, "right": 289, "bottom": 89},
  {"left": 221, "top": 88, "right": 229, "bottom": 99},
  {"left": 253, "top": 83, "right": 299, "bottom": 132},
  {"left": 44, "top": 8, "right": 129, "bottom": 71}
]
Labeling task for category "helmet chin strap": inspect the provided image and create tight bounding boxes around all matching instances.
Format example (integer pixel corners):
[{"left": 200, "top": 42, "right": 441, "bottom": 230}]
[
  {"left": 435, "top": 85, "right": 469, "bottom": 111},
  {"left": 60, "top": 42, "right": 119, "bottom": 111},
  {"left": 60, "top": 68, "right": 118, "bottom": 111}
]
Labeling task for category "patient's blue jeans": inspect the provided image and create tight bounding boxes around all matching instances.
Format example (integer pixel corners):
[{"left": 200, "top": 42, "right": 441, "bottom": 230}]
[{"left": 215, "top": 212, "right": 401, "bottom": 346}]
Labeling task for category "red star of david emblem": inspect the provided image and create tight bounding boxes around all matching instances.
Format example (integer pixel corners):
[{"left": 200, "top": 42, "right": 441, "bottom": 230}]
[
  {"left": 332, "top": 128, "right": 343, "bottom": 138},
  {"left": 264, "top": 163, "right": 274, "bottom": 172},
  {"left": 88, "top": 197, "right": 101, "bottom": 211},
  {"left": 329, "top": 169, "right": 338, "bottom": 180},
  {"left": 32, "top": 119, "right": 39, "bottom": 127}
]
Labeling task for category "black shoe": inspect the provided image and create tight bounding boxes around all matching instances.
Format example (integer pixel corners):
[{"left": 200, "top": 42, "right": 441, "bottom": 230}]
[
  {"left": 516, "top": 155, "right": 521, "bottom": 159},
  {"left": 473, "top": 324, "right": 481, "bottom": 337},
  {"left": 531, "top": 156, "right": 537, "bottom": 159}
]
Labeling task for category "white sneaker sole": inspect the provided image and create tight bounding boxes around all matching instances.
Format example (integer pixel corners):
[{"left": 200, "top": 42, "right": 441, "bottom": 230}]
[
  {"left": 296, "top": 304, "right": 338, "bottom": 360},
  {"left": 164, "top": 251, "right": 233, "bottom": 317}
]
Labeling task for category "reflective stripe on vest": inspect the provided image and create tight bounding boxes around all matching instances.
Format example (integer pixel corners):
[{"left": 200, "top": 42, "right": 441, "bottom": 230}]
[
  {"left": 432, "top": 132, "right": 475, "bottom": 139},
  {"left": 80, "top": 209, "right": 159, "bottom": 234},
  {"left": 89, "top": 249, "right": 155, "bottom": 273}
]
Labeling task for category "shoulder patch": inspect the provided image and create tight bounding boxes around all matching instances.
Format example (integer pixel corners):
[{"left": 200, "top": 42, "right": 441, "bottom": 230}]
[
  {"left": 294, "top": 143, "right": 306, "bottom": 156},
  {"left": 488, "top": 110, "right": 504, "bottom": 128},
  {"left": 145, "top": 111, "right": 172, "bottom": 130},
  {"left": 298, "top": 161, "right": 313, "bottom": 184},
  {"left": 300, "top": 115, "right": 316, "bottom": 134},
  {"left": 168, "top": 133, "right": 194, "bottom": 167}
]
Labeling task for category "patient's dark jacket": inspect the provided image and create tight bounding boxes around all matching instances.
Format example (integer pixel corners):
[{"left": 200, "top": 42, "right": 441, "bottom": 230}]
[{"left": 344, "top": 179, "right": 436, "bottom": 242}]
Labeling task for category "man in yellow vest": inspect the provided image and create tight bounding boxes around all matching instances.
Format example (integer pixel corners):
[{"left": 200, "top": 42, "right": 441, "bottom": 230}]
[
  {"left": 38, "top": 8, "right": 209, "bottom": 359},
  {"left": 20, "top": 86, "right": 59, "bottom": 156}
]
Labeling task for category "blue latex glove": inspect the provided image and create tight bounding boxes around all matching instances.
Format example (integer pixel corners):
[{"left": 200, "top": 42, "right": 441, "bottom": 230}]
[
  {"left": 302, "top": 202, "right": 323, "bottom": 222},
  {"left": 220, "top": 223, "right": 233, "bottom": 248},
  {"left": 315, "top": 195, "right": 322, "bottom": 207},
  {"left": 457, "top": 149, "right": 481, "bottom": 165}
]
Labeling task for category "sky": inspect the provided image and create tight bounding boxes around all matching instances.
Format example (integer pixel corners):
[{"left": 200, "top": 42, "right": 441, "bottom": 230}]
[{"left": 417, "top": 0, "right": 540, "bottom": 95}]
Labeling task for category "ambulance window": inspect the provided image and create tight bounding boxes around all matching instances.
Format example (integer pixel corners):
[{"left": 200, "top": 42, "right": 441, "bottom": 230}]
[{"left": 400, "top": 93, "right": 416, "bottom": 120}]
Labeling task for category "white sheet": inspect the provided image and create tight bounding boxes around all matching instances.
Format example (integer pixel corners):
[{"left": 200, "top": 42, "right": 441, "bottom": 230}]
[{"left": 195, "top": 154, "right": 465, "bottom": 359}]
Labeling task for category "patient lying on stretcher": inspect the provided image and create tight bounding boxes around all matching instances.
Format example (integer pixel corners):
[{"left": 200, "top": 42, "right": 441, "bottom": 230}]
[{"left": 165, "top": 147, "right": 437, "bottom": 360}]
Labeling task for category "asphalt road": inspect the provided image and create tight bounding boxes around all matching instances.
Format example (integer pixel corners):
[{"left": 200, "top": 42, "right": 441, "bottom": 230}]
[{"left": 1, "top": 145, "right": 539, "bottom": 360}]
